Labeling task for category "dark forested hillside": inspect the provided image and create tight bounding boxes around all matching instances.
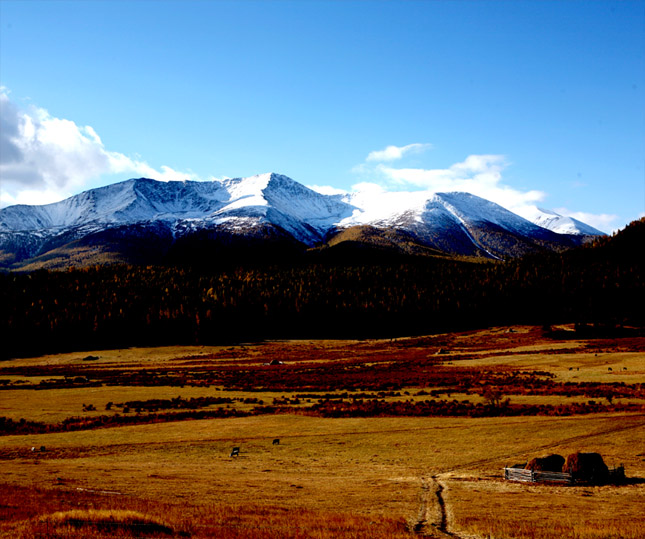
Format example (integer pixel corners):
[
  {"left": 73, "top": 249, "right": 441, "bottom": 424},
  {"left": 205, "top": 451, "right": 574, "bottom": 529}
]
[{"left": 1, "top": 219, "right": 643, "bottom": 359}]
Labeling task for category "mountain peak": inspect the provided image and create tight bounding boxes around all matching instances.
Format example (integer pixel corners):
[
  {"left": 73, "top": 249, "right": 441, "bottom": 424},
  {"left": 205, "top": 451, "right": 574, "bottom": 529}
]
[
  {"left": 0, "top": 173, "right": 605, "bottom": 268},
  {"left": 530, "top": 207, "right": 604, "bottom": 236}
]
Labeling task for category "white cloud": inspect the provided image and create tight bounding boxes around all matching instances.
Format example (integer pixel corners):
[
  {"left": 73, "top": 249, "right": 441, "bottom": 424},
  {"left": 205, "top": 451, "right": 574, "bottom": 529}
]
[
  {"left": 347, "top": 147, "right": 616, "bottom": 232},
  {"left": 0, "top": 88, "right": 197, "bottom": 207},
  {"left": 374, "top": 154, "right": 547, "bottom": 217},
  {"left": 366, "top": 143, "right": 432, "bottom": 162}
]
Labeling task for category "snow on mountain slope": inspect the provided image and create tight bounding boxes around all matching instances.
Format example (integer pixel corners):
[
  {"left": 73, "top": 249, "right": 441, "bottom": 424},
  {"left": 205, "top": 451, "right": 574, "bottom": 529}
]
[
  {"left": 336, "top": 190, "right": 555, "bottom": 237},
  {"left": 0, "top": 181, "right": 137, "bottom": 231},
  {"left": 212, "top": 173, "right": 355, "bottom": 241},
  {"left": 0, "top": 179, "right": 227, "bottom": 231},
  {"left": 528, "top": 207, "right": 605, "bottom": 235},
  {"left": 0, "top": 173, "right": 604, "bottom": 266},
  {"left": 436, "top": 192, "right": 533, "bottom": 232},
  {"left": 0, "top": 173, "right": 359, "bottom": 253},
  {"left": 332, "top": 191, "right": 567, "bottom": 258},
  {"left": 337, "top": 189, "right": 425, "bottom": 227}
]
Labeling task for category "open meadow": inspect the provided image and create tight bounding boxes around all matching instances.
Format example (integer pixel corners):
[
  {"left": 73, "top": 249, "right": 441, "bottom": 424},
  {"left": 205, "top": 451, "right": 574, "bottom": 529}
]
[{"left": 1, "top": 325, "right": 644, "bottom": 538}]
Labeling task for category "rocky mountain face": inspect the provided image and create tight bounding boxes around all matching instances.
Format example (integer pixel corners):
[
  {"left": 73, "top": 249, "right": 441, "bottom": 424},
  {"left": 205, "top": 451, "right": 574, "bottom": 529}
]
[{"left": 0, "top": 173, "right": 603, "bottom": 269}]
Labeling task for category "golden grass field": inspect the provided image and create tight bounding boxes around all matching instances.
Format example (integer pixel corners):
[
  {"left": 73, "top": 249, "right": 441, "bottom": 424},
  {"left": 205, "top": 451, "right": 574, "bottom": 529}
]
[{"left": 1, "top": 325, "right": 644, "bottom": 538}]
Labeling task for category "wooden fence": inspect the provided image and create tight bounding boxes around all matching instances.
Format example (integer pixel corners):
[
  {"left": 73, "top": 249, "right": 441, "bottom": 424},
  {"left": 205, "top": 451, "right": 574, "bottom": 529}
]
[
  {"left": 504, "top": 467, "right": 573, "bottom": 484},
  {"left": 504, "top": 466, "right": 625, "bottom": 484}
]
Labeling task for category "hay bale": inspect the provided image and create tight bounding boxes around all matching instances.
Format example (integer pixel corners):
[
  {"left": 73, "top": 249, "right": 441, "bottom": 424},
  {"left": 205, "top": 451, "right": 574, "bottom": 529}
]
[
  {"left": 563, "top": 452, "right": 608, "bottom": 483},
  {"left": 525, "top": 454, "right": 565, "bottom": 472}
]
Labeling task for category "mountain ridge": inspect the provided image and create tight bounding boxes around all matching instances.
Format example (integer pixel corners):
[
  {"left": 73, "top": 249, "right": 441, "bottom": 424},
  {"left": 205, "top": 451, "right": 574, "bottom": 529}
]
[
  {"left": 530, "top": 207, "right": 605, "bottom": 236},
  {"left": 0, "top": 173, "right": 604, "bottom": 269}
]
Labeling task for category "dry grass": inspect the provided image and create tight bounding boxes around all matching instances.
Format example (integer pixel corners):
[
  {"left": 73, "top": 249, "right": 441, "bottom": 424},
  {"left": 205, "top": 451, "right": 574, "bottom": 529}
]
[
  {"left": 0, "top": 484, "right": 409, "bottom": 539},
  {"left": 453, "top": 350, "right": 645, "bottom": 385},
  {"left": 1, "top": 345, "right": 234, "bottom": 369},
  {"left": 1, "top": 326, "right": 644, "bottom": 538},
  {"left": 446, "top": 476, "right": 645, "bottom": 539},
  {"left": 33, "top": 509, "right": 176, "bottom": 538},
  {"left": 0, "top": 385, "right": 283, "bottom": 424},
  {"left": 1, "top": 413, "right": 644, "bottom": 538}
]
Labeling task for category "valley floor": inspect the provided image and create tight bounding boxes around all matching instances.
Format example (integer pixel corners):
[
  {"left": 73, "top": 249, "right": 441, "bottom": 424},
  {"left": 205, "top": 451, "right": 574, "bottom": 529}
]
[{"left": 1, "top": 325, "right": 644, "bottom": 538}]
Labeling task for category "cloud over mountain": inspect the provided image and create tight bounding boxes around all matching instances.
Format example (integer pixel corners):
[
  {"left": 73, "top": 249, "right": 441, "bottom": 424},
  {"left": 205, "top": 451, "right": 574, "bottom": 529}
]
[
  {"left": 0, "top": 91, "right": 619, "bottom": 234},
  {"left": 376, "top": 154, "right": 546, "bottom": 219},
  {"left": 341, "top": 146, "right": 613, "bottom": 233},
  {"left": 0, "top": 89, "right": 196, "bottom": 207}
]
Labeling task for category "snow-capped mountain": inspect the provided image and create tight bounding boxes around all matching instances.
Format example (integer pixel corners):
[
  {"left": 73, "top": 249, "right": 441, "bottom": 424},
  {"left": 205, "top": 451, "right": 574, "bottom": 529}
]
[
  {"left": 0, "top": 173, "right": 603, "bottom": 269},
  {"left": 358, "top": 192, "right": 575, "bottom": 259},
  {"left": 528, "top": 207, "right": 604, "bottom": 236},
  {"left": 0, "top": 174, "right": 354, "bottom": 242}
]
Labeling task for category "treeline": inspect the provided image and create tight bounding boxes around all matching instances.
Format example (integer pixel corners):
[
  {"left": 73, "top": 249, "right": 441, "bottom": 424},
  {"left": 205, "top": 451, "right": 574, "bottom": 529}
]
[{"left": 1, "top": 219, "right": 643, "bottom": 359}]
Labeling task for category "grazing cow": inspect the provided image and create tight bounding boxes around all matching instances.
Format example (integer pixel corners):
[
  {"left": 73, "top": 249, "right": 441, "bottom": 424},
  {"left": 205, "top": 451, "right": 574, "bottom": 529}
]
[
  {"left": 230, "top": 447, "right": 240, "bottom": 457},
  {"left": 273, "top": 439, "right": 280, "bottom": 445},
  {"left": 40, "top": 446, "right": 46, "bottom": 452}
]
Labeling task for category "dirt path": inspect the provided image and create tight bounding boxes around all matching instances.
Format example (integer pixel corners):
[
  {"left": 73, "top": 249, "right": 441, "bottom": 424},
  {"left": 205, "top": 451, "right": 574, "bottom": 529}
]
[
  {"left": 416, "top": 416, "right": 645, "bottom": 538},
  {"left": 411, "top": 475, "right": 468, "bottom": 538}
]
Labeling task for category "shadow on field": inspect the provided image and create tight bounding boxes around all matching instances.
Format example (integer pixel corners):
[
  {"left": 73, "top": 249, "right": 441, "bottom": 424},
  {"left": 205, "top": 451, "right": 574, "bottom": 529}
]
[{"left": 621, "top": 476, "right": 645, "bottom": 486}]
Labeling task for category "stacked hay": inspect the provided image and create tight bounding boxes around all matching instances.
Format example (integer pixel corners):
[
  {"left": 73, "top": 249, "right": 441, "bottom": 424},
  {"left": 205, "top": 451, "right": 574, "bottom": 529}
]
[
  {"left": 525, "top": 454, "right": 565, "bottom": 472},
  {"left": 563, "top": 452, "right": 609, "bottom": 483}
]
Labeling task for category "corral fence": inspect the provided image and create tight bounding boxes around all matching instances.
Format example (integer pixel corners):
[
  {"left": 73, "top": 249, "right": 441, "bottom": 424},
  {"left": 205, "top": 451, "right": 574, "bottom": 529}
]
[{"left": 504, "top": 465, "right": 625, "bottom": 484}]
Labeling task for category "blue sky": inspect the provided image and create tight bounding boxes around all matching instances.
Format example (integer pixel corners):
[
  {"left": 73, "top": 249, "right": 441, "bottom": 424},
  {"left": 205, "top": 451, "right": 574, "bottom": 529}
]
[{"left": 1, "top": 0, "right": 643, "bottom": 232}]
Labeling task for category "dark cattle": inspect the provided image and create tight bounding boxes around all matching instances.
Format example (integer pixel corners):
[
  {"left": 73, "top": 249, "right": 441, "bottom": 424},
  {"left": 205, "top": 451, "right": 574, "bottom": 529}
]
[
  {"left": 230, "top": 447, "right": 240, "bottom": 457},
  {"left": 525, "top": 454, "right": 565, "bottom": 472},
  {"left": 273, "top": 439, "right": 280, "bottom": 445},
  {"left": 40, "top": 446, "right": 46, "bottom": 452},
  {"left": 563, "top": 452, "right": 609, "bottom": 483}
]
